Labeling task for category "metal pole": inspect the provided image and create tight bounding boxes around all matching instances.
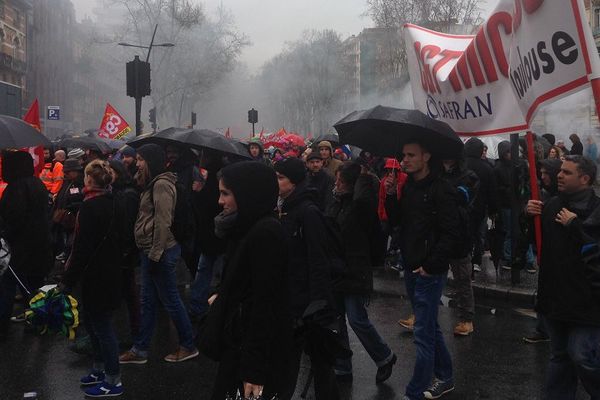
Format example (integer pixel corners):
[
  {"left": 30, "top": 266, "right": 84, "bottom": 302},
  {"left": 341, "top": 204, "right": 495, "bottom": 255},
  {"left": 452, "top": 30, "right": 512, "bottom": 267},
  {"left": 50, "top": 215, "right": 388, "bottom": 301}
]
[
  {"left": 146, "top": 24, "right": 158, "bottom": 63},
  {"left": 509, "top": 133, "right": 521, "bottom": 285},
  {"left": 134, "top": 55, "right": 142, "bottom": 136},
  {"left": 252, "top": 122, "right": 255, "bottom": 137}
]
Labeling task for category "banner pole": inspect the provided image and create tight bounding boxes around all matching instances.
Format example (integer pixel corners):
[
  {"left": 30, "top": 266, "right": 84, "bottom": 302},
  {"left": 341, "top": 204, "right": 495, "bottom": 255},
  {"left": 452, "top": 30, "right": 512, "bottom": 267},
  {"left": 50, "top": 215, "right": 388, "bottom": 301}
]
[
  {"left": 591, "top": 78, "right": 600, "bottom": 126},
  {"left": 526, "top": 132, "right": 542, "bottom": 264}
]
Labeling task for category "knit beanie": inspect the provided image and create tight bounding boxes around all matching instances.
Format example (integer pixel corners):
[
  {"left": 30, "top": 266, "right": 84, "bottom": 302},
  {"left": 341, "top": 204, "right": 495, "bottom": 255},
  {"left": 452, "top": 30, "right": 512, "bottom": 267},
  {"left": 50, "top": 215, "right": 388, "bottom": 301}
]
[
  {"left": 306, "top": 151, "right": 322, "bottom": 162},
  {"left": 119, "top": 145, "right": 136, "bottom": 158},
  {"left": 317, "top": 141, "right": 333, "bottom": 152},
  {"left": 136, "top": 144, "right": 166, "bottom": 179},
  {"left": 274, "top": 157, "right": 307, "bottom": 184}
]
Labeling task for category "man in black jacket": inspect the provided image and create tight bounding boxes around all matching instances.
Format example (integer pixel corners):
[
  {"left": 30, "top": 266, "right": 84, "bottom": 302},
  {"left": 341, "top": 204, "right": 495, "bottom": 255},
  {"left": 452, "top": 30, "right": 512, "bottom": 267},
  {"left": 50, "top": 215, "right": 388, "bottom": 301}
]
[
  {"left": 464, "top": 138, "right": 497, "bottom": 270},
  {"left": 526, "top": 155, "right": 600, "bottom": 400},
  {"left": 306, "top": 152, "right": 334, "bottom": 211},
  {"left": 275, "top": 157, "right": 340, "bottom": 400},
  {"left": 385, "top": 141, "right": 460, "bottom": 400}
]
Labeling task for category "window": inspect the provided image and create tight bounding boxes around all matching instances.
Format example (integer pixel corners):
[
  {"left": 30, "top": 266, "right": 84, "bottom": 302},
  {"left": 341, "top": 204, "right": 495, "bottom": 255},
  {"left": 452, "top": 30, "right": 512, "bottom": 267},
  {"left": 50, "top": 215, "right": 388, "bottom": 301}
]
[{"left": 595, "top": 8, "right": 600, "bottom": 29}]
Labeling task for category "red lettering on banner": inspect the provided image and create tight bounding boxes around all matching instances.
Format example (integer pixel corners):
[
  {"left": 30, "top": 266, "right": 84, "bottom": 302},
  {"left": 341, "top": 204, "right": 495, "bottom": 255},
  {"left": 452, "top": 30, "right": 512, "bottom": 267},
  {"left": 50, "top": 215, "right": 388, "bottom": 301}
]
[
  {"left": 487, "top": 11, "right": 513, "bottom": 78},
  {"left": 476, "top": 30, "right": 498, "bottom": 83},
  {"left": 522, "top": 0, "right": 544, "bottom": 14},
  {"left": 466, "top": 42, "right": 486, "bottom": 86},
  {"left": 432, "top": 49, "right": 463, "bottom": 92}
]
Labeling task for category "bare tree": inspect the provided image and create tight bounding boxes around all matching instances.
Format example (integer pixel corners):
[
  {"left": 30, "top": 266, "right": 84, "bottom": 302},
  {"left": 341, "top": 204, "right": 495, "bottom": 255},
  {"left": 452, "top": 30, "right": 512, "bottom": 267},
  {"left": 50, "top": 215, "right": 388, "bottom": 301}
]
[{"left": 258, "top": 30, "right": 346, "bottom": 135}]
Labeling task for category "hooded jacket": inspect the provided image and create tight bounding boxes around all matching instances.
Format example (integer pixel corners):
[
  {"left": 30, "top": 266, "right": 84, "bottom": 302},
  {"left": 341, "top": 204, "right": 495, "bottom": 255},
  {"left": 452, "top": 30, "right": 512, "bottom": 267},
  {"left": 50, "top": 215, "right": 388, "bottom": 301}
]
[
  {"left": 539, "top": 158, "right": 561, "bottom": 200},
  {"left": 494, "top": 141, "right": 514, "bottom": 209},
  {"left": 0, "top": 151, "right": 52, "bottom": 277},
  {"left": 279, "top": 181, "right": 334, "bottom": 318},
  {"left": 464, "top": 138, "right": 498, "bottom": 218},
  {"left": 134, "top": 144, "right": 177, "bottom": 262},
  {"left": 307, "top": 168, "right": 335, "bottom": 212},
  {"left": 385, "top": 172, "right": 461, "bottom": 275},
  {"left": 202, "top": 161, "right": 292, "bottom": 397},
  {"left": 192, "top": 161, "right": 226, "bottom": 256}
]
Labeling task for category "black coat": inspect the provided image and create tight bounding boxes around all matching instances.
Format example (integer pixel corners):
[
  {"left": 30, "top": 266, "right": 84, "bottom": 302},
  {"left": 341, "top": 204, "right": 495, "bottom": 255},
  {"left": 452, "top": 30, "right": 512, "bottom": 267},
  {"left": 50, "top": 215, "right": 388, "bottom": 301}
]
[
  {"left": 0, "top": 176, "right": 52, "bottom": 278},
  {"left": 62, "top": 194, "right": 122, "bottom": 313},
  {"left": 307, "top": 169, "right": 335, "bottom": 212},
  {"left": 464, "top": 139, "right": 498, "bottom": 218},
  {"left": 385, "top": 173, "right": 461, "bottom": 275},
  {"left": 327, "top": 174, "right": 381, "bottom": 294},
  {"left": 536, "top": 189, "right": 600, "bottom": 326},
  {"left": 112, "top": 181, "right": 140, "bottom": 267},
  {"left": 280, "top": 183, "right": 334, "bottom": 318},
  {"left": 570, "top": 141, "right": 583, "bottom": 156}
]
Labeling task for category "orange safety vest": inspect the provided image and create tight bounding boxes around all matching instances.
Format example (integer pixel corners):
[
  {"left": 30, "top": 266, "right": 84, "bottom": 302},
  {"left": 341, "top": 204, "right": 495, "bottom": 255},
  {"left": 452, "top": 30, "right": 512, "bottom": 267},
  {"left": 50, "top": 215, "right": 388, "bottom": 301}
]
[{"left": 39, "top": 162, "right": 54, "bottom": 192}]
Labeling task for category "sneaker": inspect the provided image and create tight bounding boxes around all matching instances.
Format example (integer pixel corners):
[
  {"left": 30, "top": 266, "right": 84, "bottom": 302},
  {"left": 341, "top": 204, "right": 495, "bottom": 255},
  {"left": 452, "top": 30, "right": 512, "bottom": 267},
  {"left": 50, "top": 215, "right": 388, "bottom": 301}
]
[
  {"left": 119, "top": 350, "right": 147, "bottom": 364},
  {"left": 10, "top": 313, "right": 26, "bottom": 323},
  {"left": 80, "top": 371, "right": 105, "bottom": 386},
  {"left": 164, "top": 346, "right": 199, "bottom": 363},
  {"left": 376, "top": 353, "right": 397, "bottom": 384},
  {"left": 523, "top": 331, "right": 550, "bottom": 344},
  {"left": 473, "top": 264, "right": 482, "bottom": 272},
  {"left": 525, "top": 264, "right": 537, "bottom": 274},
  {"left": 423, "top": 378, "right": 455, "bottom": 399},
  {"left": 453, "top": 321, "right": 474, "bottom": 336},
  {"left": 83, "top": 381, "right": 123, "bottom": 397},
  {"left": 398, "top": 314, "right": 415, "bottom": 330},
  {"left": 55, "top": 252, "right": 67, "bottom": 261}
]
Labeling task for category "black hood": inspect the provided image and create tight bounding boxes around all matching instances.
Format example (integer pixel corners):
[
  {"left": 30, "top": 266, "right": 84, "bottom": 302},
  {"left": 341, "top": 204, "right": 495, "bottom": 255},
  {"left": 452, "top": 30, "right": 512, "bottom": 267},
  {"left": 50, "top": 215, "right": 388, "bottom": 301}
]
[
  {"left": 108, "top": 160, "right": 133, "bottom": 189},
  {"left": 219, "top": 161, "right": 278, "bottom": 230},
  {"left": 498, "top": 141, "right": 511, "bottom": 160},
  {"left": 282, "top": 180, "right": 319, "bottom": 211},
  {"left": 540, "top": 158, "right": 561, "bottom": 195},
  {"left": 2, "top": 151, "right": 34, "bottom": 183},
  {"left": 137, "top": 144, "right": 166, "bottom": 179},
  {"left": 464, "top": 138, "right": 484, "bottom": 158}
]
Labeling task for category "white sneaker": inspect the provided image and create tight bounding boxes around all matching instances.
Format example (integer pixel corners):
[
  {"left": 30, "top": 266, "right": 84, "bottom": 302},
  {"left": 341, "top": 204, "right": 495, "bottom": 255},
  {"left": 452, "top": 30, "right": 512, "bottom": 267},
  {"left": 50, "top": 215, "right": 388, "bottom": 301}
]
[{"left": 473, "top": 264, "right": 482, "bottom": 272}]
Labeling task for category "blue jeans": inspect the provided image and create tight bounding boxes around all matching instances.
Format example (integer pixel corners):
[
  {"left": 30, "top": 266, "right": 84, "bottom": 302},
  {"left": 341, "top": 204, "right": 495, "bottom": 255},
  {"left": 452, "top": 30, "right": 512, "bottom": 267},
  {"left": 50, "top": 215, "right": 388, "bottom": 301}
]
[
  {"left": 335, "top": 294, "right": 393, "bottom": 374},
  {"left": 541, "top": 315, "right": 600, "bottom": 400},
  {"left": 501, "top": 208, "right": 535, "bottom": 264},
  {"left": 85, "top": 309, "right": 120, "bottom": 384},
  {"left": 133, "top": 245, "right": 195, "bottom": 356},
  {"left": 406, "top": 273, "right": 453, "bottom": 400},
  {"left": 189, "top": 254, "right": 223, "bottom": 318}
]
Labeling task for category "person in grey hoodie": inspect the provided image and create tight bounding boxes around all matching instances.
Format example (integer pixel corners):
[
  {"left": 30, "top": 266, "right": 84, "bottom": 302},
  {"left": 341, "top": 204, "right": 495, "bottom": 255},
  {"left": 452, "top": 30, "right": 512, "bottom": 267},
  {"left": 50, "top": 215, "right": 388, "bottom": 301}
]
[{"left": 119, "top": 144, "right": 198, "bottom": 365}]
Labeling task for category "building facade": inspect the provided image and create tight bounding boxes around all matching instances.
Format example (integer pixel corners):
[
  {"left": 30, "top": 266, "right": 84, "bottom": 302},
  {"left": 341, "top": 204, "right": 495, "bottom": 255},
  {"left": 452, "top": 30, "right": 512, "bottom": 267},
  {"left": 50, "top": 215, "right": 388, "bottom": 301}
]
[{"left": 0, "top": 0, "right": 30, "bottom": 117}]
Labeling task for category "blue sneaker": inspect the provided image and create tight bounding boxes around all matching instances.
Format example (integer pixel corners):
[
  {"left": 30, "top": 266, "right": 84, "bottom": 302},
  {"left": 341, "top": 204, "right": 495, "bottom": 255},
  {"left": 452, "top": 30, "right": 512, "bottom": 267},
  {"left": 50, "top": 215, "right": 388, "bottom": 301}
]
[
  {"left": 80, "top": 371, "right": 105, "bottom": 386},
  {"left": 84, "top": 382, "right": 123, "bottom": 398}
]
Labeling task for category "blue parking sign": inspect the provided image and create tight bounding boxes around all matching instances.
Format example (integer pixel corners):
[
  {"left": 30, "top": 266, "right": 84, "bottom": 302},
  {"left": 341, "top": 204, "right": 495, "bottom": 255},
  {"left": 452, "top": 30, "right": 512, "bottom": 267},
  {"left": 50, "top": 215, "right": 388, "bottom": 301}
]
[{"left": 47, "top": 106, "right": 60, "bottom": 120}]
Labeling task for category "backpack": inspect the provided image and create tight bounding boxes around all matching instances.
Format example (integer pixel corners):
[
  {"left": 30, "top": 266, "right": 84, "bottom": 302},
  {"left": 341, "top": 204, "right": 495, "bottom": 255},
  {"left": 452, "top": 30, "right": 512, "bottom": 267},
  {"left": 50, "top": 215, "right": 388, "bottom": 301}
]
[
  {"left": 436, "top": 169, "right": 480, "bottom": 259},
  {"left": 150, "top": 178, "right": 196, "bottom": 244}
]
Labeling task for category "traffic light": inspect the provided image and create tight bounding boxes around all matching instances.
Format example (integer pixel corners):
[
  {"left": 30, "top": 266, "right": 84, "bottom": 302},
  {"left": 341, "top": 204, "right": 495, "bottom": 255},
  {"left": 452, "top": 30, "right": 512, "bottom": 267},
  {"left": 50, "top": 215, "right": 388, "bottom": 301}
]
[
  {"left": 126, "top": 56, "right": 151, "bottom": 98},
  {"left": 248, "top": 108, "right": 258, "bottom": 124},
  {"left": 149, "top": 107, "right": 156, "bottom": 129}
]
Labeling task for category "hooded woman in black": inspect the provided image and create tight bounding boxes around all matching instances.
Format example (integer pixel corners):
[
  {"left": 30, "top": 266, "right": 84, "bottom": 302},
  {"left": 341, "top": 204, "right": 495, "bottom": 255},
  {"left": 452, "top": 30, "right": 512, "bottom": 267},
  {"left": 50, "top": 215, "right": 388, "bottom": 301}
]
[
  {"left": 201, "top": 161, "right": 293, "bottom": 400},
  {"left": 0, "top": 151, "right": 52, "bottom": 330}
]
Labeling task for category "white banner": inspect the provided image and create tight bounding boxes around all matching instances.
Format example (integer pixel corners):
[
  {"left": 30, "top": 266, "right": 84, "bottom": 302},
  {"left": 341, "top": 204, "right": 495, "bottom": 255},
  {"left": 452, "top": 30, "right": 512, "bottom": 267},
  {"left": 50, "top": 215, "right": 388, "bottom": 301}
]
[{"left": 405, "top": 0, "right": 600, "bottom": 136}]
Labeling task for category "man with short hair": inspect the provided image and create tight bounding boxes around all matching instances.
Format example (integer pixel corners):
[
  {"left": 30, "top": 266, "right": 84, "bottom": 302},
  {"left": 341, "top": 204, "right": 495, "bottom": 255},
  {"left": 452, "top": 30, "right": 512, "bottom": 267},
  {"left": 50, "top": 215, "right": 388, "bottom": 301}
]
[
  {"left": 526, "top": 155, "right": 600, "bottom": 400},
  {"left": 385, "top": 141, "right": 459, "bottom": 400},
  {"left": 119, "top": 145, "right": 138, "bottom": 178},
  {"left": 306, "top": 152, "right": 334, "bottom": 211},
  {"left": 318, "top": 141, "right": 343, "bottom": 177},
  {"left": 40, "top": 147, "right": 64, "bottom": 196}
]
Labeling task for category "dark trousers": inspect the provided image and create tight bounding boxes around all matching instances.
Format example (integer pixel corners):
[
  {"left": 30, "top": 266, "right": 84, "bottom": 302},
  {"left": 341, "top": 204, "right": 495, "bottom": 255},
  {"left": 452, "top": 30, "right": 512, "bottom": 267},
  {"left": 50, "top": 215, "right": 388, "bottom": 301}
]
[
  {"left": 0, "top": 271, "right": 43, "bottom": 326},
  {"left": 285, "top": 333, "right": 340, "bottom": 400},
  {"left": 84, "top": 309, "right": 120, "bottom": 383},
  {"left": 541, "top": 315, "right": 600, "bottom": 400},
  {"left": 121, "top": 267, "right": 141, "bottom": 342}
]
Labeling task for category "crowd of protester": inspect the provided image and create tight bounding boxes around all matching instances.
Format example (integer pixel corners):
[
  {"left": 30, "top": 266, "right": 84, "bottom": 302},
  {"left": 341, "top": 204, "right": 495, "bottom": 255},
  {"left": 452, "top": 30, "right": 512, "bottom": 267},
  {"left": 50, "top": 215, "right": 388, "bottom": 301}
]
[{"left": 0, "top": 129, "right": 599, "bottom": 400}]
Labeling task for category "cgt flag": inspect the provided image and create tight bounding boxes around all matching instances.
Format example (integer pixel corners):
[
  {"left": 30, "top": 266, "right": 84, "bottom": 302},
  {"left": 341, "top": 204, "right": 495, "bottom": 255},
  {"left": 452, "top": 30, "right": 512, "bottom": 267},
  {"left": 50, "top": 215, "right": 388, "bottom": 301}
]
[
  {"left": 98, "top": 103, "right": 132, "bottom": 140},
  {"left": 404, "top": 0, "right": 600, "bottom": 136}
]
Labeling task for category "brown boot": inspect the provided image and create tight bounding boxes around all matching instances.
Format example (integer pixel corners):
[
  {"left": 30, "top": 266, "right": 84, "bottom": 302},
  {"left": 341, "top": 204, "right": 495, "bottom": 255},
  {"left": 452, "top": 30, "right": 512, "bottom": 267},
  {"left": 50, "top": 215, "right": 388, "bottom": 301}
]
[
  {"left": 164, "top": 346, "right": 199, "bottom": 363},
  {"left": 454, "top": 321, "right": 474, "bottom": 336},
  {"left": 398, "top": 314, "right": 415, "bottom": 330}
]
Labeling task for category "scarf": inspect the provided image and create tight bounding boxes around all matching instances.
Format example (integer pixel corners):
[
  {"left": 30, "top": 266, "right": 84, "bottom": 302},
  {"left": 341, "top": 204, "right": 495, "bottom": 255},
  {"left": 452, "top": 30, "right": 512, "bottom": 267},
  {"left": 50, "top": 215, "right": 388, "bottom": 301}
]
[
  {"left": 214, "top": 211, "right": 239, "bottom": 239},
  {"left": 82, "top": 187, "right": 111, "bottom": 201}
]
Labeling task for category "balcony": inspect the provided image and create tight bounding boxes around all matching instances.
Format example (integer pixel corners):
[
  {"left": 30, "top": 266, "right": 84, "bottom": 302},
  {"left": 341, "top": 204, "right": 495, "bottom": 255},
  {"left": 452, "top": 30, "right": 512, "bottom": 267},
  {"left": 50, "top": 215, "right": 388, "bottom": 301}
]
[{"left": 0, "top": 52, "right": 26, "bottom": 74}]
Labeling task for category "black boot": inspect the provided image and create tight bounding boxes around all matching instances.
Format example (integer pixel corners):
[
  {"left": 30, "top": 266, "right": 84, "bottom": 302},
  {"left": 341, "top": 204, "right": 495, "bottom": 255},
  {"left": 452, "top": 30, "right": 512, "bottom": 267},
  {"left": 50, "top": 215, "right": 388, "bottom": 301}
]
[{"left": 376, "top": 353, "right": 397, "bottom": 384}]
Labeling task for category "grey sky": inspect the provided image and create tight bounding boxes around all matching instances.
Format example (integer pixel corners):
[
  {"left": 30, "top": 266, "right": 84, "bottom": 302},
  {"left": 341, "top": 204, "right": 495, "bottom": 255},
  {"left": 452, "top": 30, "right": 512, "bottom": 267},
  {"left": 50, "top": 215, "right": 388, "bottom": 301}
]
[{"left": 73, "top": 0, "right": 499, "bottom": 72}]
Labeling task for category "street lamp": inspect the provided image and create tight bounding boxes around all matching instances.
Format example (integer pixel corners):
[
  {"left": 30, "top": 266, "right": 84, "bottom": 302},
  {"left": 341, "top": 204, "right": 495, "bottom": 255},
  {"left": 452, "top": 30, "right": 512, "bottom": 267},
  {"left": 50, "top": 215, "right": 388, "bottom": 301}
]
[{"left": 119, "top": 24, "right": 175, "bottom": 136}]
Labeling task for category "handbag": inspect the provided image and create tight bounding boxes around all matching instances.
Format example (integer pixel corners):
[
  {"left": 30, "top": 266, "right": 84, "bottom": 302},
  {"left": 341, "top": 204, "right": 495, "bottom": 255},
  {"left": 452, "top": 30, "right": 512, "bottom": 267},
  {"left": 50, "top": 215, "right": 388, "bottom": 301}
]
[{"left": 52, "top": 209, "right": 76, "bottom": 230}]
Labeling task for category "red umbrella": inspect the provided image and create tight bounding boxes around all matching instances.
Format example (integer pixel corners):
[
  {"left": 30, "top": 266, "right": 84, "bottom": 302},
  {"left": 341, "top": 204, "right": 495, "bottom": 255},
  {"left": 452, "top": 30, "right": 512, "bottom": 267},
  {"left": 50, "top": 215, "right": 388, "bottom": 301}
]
[{"left": 284, "top": 133, "right": 305, "bottom": 147}]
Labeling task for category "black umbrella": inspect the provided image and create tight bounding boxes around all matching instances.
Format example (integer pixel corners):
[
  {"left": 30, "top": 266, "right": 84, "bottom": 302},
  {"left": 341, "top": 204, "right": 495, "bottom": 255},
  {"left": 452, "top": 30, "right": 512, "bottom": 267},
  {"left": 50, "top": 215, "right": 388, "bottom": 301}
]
[
  {"left": 0, "top": 115, "right": 52, "bottom": 149},
  {"left": 128, "top": 128, "right": 251, "bottom": 159},
  {"left": 334, "top": 106, "right": 463, "bottom": 159},
  {"left": 312, "top": 132, "right": 340, "bottom": 146},
  {"left": 57, "top": 135, "right": 112, "bottom": 153}
]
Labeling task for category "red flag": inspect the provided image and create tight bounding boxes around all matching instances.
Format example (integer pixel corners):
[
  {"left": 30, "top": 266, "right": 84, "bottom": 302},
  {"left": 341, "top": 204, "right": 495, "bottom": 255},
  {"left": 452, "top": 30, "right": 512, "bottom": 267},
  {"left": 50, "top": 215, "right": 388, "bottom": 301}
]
[
  {"left": 225, "top": 128, "right": 231, "bottom": 138},
  {"left": 22, "top": 99, "right": 44, "bottom": 175},
  {"left": 99, "top": 103, "right": 132, "bottom": 140},
  {"left": 259, "top": 128, "right": 265, "bottom": 140}
]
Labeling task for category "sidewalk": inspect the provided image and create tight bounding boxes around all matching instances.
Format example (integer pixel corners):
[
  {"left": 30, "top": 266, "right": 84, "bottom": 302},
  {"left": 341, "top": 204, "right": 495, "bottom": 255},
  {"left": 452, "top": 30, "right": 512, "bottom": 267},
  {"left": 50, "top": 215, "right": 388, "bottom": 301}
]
[{"left": 373, "top": 252, "right": 538, "bottom": 307}]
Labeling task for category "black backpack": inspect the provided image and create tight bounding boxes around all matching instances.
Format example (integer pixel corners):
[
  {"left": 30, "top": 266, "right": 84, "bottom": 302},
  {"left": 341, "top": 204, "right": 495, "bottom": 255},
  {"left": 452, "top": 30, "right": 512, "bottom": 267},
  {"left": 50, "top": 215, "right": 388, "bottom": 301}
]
[
  {"left": 150, "top": 178, "right": 196, "bottom": 244},
  {"left": 444, "top": 169, "right": 480, "bottom": 258}
]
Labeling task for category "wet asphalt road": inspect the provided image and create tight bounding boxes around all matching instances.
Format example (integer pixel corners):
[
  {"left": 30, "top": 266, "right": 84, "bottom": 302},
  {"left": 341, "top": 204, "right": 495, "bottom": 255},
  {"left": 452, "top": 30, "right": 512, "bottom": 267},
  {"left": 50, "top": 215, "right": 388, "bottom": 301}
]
[{"left": 0, "top": 272, "right": 589, "bottom": 400}]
